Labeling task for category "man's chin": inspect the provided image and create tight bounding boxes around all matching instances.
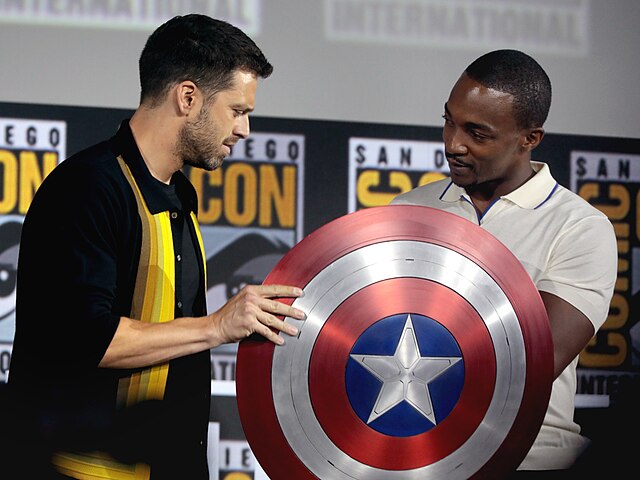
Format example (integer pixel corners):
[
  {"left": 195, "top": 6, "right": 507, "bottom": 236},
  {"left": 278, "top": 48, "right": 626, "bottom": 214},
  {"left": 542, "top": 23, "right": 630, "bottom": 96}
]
[
  {"left": 211, "top": 155, "right": 226, "bottom": 170},
  {"left": 449, "top": 173, "right": 471, "bottom": 188},
  {"left": 205, "top": 160, "right": 224, "bottom": 171},
  {"left": 186, "top": 156, "right": 224, "bottom": 171}
]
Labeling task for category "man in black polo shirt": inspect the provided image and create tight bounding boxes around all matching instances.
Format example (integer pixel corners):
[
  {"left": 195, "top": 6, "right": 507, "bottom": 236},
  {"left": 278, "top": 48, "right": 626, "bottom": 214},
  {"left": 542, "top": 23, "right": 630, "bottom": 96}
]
[{"left": 8, "top": 14, "right": 305, "bottom": 480}]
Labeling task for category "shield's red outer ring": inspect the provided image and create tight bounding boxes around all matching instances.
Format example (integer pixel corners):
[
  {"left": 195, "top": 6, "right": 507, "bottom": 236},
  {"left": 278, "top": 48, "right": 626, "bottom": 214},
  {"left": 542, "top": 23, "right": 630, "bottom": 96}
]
[{"left": 236, "top": 205, "right": 553, "bottom": 479}]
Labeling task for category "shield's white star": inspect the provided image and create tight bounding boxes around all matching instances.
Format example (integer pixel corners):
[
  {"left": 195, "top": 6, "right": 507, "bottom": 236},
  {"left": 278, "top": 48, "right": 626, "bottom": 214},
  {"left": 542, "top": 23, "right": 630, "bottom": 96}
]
[{"left": 350, "top": 314, "right": 462, "bottom": 425}]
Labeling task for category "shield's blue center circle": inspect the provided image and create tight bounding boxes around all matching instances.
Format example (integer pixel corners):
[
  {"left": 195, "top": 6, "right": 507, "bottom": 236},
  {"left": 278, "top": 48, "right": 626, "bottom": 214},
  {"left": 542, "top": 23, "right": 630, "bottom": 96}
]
[{"left": 346, "top": 313, "right": 464, "bottom": 437}]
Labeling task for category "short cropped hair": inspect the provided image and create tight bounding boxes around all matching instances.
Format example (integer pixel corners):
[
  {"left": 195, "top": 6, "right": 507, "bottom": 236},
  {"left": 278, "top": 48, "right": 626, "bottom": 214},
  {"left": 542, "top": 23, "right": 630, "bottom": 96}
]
[
  {"left": 465, "top": 49, "right": 551, "bottom": 129},
  {"left": 139, "top": 14, "right": 273, "bottom": 106}
]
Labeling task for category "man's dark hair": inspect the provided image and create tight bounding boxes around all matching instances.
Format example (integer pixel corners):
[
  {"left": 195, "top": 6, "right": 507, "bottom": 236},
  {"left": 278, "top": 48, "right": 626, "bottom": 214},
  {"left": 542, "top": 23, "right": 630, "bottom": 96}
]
[
  {"left": 139, "top": 14, "right": 273, "bottom": 106},
  {"left": 465, "top": 49, "right": 551, "bottom": 129}
]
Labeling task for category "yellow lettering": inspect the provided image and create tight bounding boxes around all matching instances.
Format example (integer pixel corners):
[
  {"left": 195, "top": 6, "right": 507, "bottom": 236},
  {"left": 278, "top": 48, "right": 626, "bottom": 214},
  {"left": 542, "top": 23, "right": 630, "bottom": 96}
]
[
  {"left": 615, "top": 277, "right": 629, "bottom": 291},
  {"left": 0, "top": 150, "right": 18, "bottom": 214},
  {"left": 389, "top": 171, "right": 413, "bottom": 194},
  {"left": 19, "top": 151, "right": 57, "bottom": 214},
  {"left": 580, "top": 183, "right": 628, "bottom": 219},
  {"left": 580, "top": 333, "right": 626, "bottom": 367},
  {"left": 225, "top": 163, "right": 257, "bottom": 226},
  {"left": 223, "top": 473, "right": 252, "bottom": 480},
  {"left": 357, "top": 170, "right": 412, "bottom": 207},
  {"left": 613, "top": 222, "right": 629, "bottom": 238},
  {"left": 191, "top": 162, "right": 297, "bottom": 228},
  {"left": 191, "top": 169, "right": 222, "bottom": 224},
  {"left": 259, "top": 165, "right": 295, "bottom": 227},
  {"left": 603, "top": 293, "right": 628, "bottom": 329},
  {"left": 418, "top": 171, "right": 447, "bottom": 187}
]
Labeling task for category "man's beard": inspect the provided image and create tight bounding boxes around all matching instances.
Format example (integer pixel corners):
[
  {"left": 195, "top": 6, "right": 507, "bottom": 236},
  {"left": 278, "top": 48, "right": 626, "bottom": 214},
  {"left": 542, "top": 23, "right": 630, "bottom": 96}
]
[{"left": 177, "top": 106, "right": 226, "bottom": 171}]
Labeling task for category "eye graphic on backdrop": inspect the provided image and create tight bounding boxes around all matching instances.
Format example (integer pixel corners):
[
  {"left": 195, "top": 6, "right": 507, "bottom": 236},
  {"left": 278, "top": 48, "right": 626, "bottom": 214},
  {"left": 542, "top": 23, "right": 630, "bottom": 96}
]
[
  {"left": 0, "top": 217, "right": 23, "bottom": 324},
  {"left": 205, "top": 233, "right": 290, "bottom": 308}
]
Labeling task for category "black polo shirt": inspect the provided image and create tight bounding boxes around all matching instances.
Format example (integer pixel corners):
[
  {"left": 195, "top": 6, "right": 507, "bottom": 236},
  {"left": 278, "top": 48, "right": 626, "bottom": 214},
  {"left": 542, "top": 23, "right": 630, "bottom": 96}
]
[{"left": 9, "top": 120, "right": 211, "bottom": 479}]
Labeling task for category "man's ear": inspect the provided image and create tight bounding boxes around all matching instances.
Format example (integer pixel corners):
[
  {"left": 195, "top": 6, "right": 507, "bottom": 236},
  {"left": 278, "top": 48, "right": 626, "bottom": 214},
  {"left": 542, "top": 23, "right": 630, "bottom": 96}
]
[
  {"left": 522, "top": 127, "right": 545, "bottom": 152},
  {"left": 175, "top": 81, "right": 198, "bottom": 115}
]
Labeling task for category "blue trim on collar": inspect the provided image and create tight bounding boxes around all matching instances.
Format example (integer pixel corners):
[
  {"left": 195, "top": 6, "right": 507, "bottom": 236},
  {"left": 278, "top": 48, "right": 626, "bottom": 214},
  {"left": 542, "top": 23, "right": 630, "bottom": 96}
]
[
  {"left": 534, "top": 183, "right": 559, "bottom": 209},
  {"left": 439, "top": 181, "right": 454, "bottom": 200},
  {"left": 478, "top": 197, "right": 501, "bottom": 221}
]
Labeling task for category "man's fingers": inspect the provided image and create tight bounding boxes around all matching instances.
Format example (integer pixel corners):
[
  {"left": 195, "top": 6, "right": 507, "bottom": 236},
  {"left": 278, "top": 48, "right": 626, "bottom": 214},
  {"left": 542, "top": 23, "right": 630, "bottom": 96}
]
[
  {"left": 262, "top": 297, "right": 306, "bottom": 321},
  {"left": 223, "top": 284, "right": 305, "bottom": 345},
  {"left": 255, "top": 322, "right": 285, "bottom": 345},
  {"left": 243, "top": 285, "right": 305, "bottom": 321},
  {"left": 258, "top": 310, "right": 299, "bottom": 337},
  {"left": 255, "top": 284, "right": 304, "bottom": 299}
]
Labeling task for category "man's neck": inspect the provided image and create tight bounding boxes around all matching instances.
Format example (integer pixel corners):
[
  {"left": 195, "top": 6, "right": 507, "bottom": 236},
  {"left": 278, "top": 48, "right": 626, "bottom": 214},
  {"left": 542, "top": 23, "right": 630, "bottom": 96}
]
[
  {"left": 129, "top": 107, "right": 181, "bottom": 184},
  {"left": 466, "top": 161, "right": 536, "bottom": 215}
]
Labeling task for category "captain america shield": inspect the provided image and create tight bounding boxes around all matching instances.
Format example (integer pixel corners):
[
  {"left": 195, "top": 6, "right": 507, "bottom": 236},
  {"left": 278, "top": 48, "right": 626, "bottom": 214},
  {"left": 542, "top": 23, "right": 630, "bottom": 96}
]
[{"left": 236, "top": 205, "right": 553, "bottom": 479}]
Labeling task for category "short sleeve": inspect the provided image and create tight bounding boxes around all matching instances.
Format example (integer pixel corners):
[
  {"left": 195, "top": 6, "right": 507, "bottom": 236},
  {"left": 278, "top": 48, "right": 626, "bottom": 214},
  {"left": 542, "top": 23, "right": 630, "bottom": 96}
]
[{"left": 536, "top": 214, "right": 617, "bottom": 330}]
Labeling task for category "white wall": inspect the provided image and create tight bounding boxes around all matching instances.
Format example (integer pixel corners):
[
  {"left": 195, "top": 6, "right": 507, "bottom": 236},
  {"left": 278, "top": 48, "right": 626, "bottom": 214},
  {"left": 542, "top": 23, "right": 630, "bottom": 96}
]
[{"left": 0, "top": 0, "right": 638, "bottom": 138}]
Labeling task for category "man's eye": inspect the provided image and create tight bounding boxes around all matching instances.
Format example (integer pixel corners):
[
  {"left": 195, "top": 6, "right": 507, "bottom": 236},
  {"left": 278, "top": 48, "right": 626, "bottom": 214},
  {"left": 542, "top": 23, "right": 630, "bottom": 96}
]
[{"left": 470, "top": 130, "right": 486, "bottom": 140}]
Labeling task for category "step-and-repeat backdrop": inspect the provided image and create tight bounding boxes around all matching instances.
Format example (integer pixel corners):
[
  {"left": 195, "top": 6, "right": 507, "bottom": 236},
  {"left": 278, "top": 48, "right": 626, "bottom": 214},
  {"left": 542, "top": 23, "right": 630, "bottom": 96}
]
[{"left": 0, "top": 102, "right": 638, "bottom": 478}]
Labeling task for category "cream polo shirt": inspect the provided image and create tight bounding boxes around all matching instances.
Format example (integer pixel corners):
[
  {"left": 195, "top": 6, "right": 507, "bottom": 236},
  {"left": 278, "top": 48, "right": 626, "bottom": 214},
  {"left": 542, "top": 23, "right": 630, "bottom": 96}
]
[{"left": 391, "top": 161, "right": 617, "bottom": 470}]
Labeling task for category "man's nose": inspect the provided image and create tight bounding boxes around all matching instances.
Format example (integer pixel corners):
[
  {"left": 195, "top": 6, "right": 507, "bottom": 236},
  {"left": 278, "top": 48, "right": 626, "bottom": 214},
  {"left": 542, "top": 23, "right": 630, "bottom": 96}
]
[
  {"left": 444, "top": 127, "right": 467, "bottom": 156},
  {"left": 234, "top": 116, "right": 250, "bottom": 139}
]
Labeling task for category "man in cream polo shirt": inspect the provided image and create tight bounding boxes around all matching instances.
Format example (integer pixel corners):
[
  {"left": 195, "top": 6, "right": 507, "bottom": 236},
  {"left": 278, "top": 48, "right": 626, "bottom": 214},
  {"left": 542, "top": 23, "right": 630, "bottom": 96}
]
[{"left": 392, "top": 50, "right": 617, "bottom": 477}]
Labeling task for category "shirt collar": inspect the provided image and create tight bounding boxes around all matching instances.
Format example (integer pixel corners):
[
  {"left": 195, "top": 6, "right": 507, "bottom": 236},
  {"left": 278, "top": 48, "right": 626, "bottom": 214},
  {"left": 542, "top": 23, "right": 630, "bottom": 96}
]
[
  {"left": 439, "top": 161, "right": 557, "bottom": 209},
  {"left": 110, "top": 119, "right": 196, "bottom": 215}
]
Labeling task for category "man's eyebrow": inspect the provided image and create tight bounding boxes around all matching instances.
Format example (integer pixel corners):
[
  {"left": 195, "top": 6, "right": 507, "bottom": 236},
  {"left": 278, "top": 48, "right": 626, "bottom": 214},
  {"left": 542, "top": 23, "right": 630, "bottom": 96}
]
[
  {"left": 445, "top": 103, "right": 492, "bottom": 132},
  {"left": 466, "top": 120, "right": 492, "bottom": 132},
  {"left": 233, "top": 104, "right": 254, "bottom": 113}
]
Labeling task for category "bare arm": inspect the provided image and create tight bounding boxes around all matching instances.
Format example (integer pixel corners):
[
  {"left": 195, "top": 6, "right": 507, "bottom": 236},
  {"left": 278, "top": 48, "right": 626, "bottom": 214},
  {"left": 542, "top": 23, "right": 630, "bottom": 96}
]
[
  {"left": 540, "top": 291, "right": 595, "bottom": 380},
  {"left": 99, "top": 284, "right": 305, "bottom": 369}
]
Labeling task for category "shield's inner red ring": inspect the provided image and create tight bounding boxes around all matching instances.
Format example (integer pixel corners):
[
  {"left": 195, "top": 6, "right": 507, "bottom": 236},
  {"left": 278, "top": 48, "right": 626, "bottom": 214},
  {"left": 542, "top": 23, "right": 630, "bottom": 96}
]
[{"left": 309, "top": 277, "right": 496, "bottom": 470}]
